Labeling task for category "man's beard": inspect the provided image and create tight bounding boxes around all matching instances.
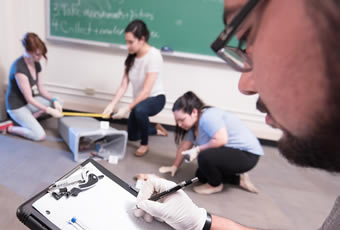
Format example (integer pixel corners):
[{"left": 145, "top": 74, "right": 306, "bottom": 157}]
[
  {"left": 278, "top": 127, "right": 340, "bottom": 173},
  {"left": 257, "top": 98, "right": 340, "bottom": 173}
]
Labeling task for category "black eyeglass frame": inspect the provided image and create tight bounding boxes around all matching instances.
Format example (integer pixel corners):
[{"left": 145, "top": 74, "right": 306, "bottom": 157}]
[{"left": 211, "top": 0, "right": 261, "bottom": 72}]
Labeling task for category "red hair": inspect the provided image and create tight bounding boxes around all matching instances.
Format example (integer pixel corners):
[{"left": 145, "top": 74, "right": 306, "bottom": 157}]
[{"left": 21, "top": 32, "right": 48, "bottom": 59}]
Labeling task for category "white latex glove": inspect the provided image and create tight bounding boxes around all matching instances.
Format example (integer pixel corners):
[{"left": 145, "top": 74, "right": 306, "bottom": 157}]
[
  {"left": 135, "top": 177, "right": 207, "bottom": 230},
  {"left": 46, "top": 107, "right": 63, "bottom": 118},
  {"left": 102, "top": 102, "right": 116, "bottom": 116},
  {"left": 159, "top": 165, "right": 178, "bottom": 177},
  {"left": 53, "top": 100, "right": 63, "bottom": 113},
  {"left": 181, "top": 146, "right": 200, "bottom": 162},
  {"left": 111, "top": 106, "right": 130, "bottom": 119}
]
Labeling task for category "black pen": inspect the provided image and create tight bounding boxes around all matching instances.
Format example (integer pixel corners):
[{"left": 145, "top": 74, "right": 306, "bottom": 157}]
[{"left": 149, "top": 177, "right": 199, "bottom": 201}]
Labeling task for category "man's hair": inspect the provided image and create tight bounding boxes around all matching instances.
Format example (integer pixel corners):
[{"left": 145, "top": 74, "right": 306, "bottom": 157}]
[
  {"left": 308, "top": 0, "right": 340, "bottom": 109},
  {"left": 304, "top": 0, "right": 340, "bottom": 172}
]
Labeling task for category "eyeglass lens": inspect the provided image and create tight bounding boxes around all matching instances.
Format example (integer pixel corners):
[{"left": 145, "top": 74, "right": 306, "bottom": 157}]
[{"left": 218, "top": 47, "right": 252, "bottom": 72}]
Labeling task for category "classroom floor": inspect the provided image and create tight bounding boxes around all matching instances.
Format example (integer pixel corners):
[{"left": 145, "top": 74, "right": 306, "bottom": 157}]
[{"left": 1, "top": 117, "right": 339, "bottom": 230}]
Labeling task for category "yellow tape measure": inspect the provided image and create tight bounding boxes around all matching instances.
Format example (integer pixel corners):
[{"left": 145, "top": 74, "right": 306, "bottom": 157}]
[{"left": 62, "top": 112, "right": 110, "bottom": 119}]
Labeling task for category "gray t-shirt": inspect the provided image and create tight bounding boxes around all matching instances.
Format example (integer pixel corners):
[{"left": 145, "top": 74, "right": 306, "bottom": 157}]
[
  {"left": 319, "top": 196, "right": 340, "bottom": 230},
  {"left": 6, "top": 56, "right": 41, "bottom": 110}
]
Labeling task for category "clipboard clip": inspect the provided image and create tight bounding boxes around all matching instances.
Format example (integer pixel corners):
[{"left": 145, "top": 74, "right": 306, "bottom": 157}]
[
  {"left": 48, "top": 166, "right": 88, "bottom": 192},
  {"left": 48, "top": 167, "right": 104, "bottom": 200}
]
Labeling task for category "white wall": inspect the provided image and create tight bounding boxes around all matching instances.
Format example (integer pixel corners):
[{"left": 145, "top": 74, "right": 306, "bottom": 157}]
[{"left": 0, "top": 0, "right": 281, "bottom": 141}]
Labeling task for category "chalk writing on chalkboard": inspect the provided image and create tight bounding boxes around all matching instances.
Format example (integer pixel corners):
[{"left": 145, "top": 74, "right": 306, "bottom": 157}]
[{"left": 48, "top": 0, "right": 236, "bottom": 58}]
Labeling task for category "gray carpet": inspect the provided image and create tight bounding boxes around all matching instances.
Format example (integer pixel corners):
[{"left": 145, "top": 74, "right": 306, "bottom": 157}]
[
  {"left": 0, "top": 118, "right": 339, "bottom": 230},
  {"left": 0, "top": 185, "right": 27, "bottom": 230}
]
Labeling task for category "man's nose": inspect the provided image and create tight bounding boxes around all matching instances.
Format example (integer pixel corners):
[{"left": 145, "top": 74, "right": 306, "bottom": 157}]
[
  {"left": 238, "top": 71, "right": 257, "bottom": 95},
  {"left": 238, "top": 45, "right": 257, "bottom": 95}
]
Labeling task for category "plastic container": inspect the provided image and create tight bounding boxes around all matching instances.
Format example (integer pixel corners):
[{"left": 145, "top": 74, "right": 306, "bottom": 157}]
[{"left": 58, "top": 117, "right": 127, "bottom": 162}]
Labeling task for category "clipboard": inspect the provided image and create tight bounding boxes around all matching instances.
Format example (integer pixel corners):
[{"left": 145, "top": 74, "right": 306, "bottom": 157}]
[{"left": 16, "top": 158, "right": 171, "bottom": 230}]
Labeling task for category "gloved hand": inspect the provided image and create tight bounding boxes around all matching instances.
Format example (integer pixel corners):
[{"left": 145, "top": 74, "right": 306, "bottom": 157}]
[
  {"left": 159, "top": 165, "right": 178, "bottom": 177},
  {"left": 102, "top": 102, "right": 116, "bottom": 116},
  {"left": 135, "top": 177, "right": 207, "bottom": 230},
  {"left": 111, "top": 106, "right": 130, "bottom": 119},
  {"left": 53, "top": 100, "right": 63, "bottom": 113},
  {"left": 46, "top": 107, "right": 63, "bottom": 118},
  {"left": 181, "top": 146, "right": 200, "bottom": 162}
]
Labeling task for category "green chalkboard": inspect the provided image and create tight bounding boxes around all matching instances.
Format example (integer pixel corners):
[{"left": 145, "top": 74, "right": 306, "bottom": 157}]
[{"left": 48, "top": 0, "right": 238, "bottom": 57}]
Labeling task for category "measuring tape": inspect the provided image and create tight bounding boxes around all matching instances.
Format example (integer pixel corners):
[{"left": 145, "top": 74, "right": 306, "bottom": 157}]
[{"left": 62, "top": 112, "right": 110, "bottom": 119}]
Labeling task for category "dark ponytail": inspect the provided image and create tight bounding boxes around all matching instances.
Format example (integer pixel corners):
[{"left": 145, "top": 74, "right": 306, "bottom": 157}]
[
  {"left": 124, "top": 19, "right": 150, "bottom": 74},
  {"left": 172, "top": 91, "right": 210, "bottom": 144},
  {"left": 124, "top": 53, "right": 136, "bottom": 74}
]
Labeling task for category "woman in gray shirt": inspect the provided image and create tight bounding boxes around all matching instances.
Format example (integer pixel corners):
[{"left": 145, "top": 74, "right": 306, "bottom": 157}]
[{"left": 6, "top": 32, "right": 63, "bottom": 141}]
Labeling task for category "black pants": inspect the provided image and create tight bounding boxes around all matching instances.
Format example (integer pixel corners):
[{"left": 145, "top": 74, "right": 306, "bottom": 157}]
[
  {"left": 128, "top": 95, "right": 166, "bottom": 145},
  {"left": 195, "top": 146, "right": 260, "bottom": 187}
]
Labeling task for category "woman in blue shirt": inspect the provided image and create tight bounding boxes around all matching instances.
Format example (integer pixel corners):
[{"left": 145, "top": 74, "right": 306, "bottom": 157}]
[{"left": 160, "top": 91, "right": 264, "bottom": 194}]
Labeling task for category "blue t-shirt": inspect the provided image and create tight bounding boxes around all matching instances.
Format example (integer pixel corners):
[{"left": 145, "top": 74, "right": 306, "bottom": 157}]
[{"left": 184, "top": 107, "right": 264, "bottom": 156}]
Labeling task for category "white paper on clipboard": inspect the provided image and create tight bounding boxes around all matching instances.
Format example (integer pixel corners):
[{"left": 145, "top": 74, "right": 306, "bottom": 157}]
[{"left": 32, "top": 162, "right": 171, "bottom": 230}]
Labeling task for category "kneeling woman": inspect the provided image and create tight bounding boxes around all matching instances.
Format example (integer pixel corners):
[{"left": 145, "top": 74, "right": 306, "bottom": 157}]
[
  {"left": 5, "top": 32, "right": 63, "bottom": 141},
  {"left": 159, "top": 91, "right": 264, "bottom": 194}
]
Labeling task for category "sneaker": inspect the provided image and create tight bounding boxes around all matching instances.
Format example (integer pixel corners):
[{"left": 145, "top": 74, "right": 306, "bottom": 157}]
[
  {"left": 0, "top": 120, "right": 13, "bottom": 133},
  {"left": 193, "top": 183, "right": 223, "bottom": 195}
]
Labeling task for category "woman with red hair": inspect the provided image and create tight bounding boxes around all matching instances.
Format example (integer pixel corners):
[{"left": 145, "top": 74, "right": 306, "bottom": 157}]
[{"left": 5, "top": 32, "right": 63, "bottom": 141}]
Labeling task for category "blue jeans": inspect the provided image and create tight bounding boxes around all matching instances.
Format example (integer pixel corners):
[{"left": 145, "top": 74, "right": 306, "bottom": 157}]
[
  {"left": 7, "top": 96, "right": 52, "bottom": 141},
  {"left": 128, "top": 94, "right": 166, "bottom": 145}
]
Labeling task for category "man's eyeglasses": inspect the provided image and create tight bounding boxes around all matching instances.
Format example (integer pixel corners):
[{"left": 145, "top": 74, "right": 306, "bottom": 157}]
[{"left": 211, "top": 0, "right": 261, "bottom": 72}]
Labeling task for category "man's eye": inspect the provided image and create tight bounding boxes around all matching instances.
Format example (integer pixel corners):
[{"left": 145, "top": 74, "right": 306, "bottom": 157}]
[
  {"left": 240, "top": 29, "right": 250, "bottom": 43},
  {"left": 238, "top": 29, "right": 251, "bottom": 50}
]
